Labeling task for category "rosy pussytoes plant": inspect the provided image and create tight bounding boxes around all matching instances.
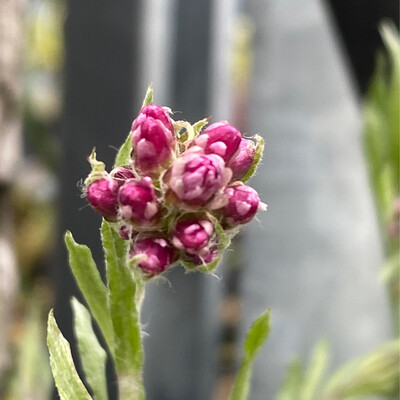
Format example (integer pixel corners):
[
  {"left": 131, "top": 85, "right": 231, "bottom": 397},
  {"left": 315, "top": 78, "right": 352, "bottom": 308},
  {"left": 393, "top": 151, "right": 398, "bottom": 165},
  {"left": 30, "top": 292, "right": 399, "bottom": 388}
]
[{"left": 47, "top": 85, "right": 270, "bottom": 400}]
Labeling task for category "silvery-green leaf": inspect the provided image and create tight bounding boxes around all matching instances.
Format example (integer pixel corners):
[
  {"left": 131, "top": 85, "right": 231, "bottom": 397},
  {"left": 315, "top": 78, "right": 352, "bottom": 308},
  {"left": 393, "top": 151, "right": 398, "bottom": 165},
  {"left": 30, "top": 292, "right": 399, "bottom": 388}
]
[
  {"left": 114, "top": 132, "right": 132, "bottom": 168},
  {"left": 72, "top": 298, "right": 108, "bottom": 400},
  {"left": 47, "top": 310, "right": 92, "bottom": 400},
  {"left": 142, "top": 83, "right": 154, "bottom": 107},
  {"left": 300, "top": 340, "right": 329, "bottom": 400},
  {"left": 64, "top": 231, "right": 114, "bottom": 353},
  {"left": 101, "top": 221, "right": 141, "bottom": 372},
  {"left": 276, "top": 359, "right": 304, "bottom": 400},
  {"left": 230, "top": 310, "right": 271, "bottom": 400},
  {"left": 193, "top": 118, "right": 209, "bottom": 135},
  {"left": 101, "top": 221, "right": 145, "bottom": 399}
]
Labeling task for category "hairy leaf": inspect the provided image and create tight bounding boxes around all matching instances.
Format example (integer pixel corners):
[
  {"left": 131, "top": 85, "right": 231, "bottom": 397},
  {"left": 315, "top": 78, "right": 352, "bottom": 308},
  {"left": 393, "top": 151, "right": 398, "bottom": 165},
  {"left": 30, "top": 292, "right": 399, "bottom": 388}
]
[
  {"left": 230, "top": 310, "right": 271, "bottom": 400},
  {"left": 47, "top": 310, "right": 92, "bottom": 400},
  {"left": 64, "top": 231, "right": 114, "bottom": 353},
  {"left": 72, "top": 298, "right": 108, "bottom": 400}
]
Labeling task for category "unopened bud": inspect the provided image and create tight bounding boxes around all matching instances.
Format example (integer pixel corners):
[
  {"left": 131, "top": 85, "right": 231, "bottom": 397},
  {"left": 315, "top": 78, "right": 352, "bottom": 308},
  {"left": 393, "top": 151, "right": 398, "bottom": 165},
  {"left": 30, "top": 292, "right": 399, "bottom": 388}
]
[
  {"left": 227, "top": 139, "right": 255, "bottom": 181},
  {"left": 167, "top": 149, "right": 232, "bottom": 208},
  {"left": 220, "top": 184, "right": 265, "bottom": 227},
  {"left": 118, "top": 177, "right": 160, "bottom": 228},
  {"left": 86, "top": 177, "right": 119, "bottom": 221},
  {"left": 192, "top": 122, "right": 242, "bottom": 163},
  {"left": 131, "top": 105, "right": 176, "bottom": 176},
  {"left": 130, "top": 237, "right": 176, "bottom": 277}
]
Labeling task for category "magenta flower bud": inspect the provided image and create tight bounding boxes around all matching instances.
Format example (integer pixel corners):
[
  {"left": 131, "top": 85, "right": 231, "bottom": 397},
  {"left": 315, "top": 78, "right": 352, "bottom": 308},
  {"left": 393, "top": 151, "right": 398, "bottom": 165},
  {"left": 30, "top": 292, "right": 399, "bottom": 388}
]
[
  {"left": 227, "top": 139, "right": 255, "bottom": 181},
  {"left": 221, "top": 184, "right": 265, "bottom": 227},
  {"left": 130, "top": 237, "right": 176, "bottom": 277},
  {"left": 86, "top": 178, "right": 119, "bottom": 221},
  {"left": 171, "top": 216, "right": 217, "bottom": 265},
  {"left": 118, "top": 177, "right": 160, "bottom": 227},
  {"left": 192, "top": 122, "right": 242, "bottom": 163},
  {"left": 132, "top": 104, "right": 174, "bottom": 133},
  {"left": 131, "top": 105, "right": 176, "bottom": 175},
  {"left": 110, "top": 166, "right": 135, "bottom": 186},
  {"left": 167, "top": 149, "right": 232, "bottom": 208}
]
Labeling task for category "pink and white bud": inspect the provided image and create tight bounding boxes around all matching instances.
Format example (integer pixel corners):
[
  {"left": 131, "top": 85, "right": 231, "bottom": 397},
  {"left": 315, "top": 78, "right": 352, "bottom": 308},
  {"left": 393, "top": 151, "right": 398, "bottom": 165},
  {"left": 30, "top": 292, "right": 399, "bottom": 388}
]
[
  {"left": 167, "top": 149, "right": 232, "bottom": 208},
  {"left": 131, "top": 104, "right": 176, "bottom": 175},
  {"left": 227, "top": 139, "right": 255, "bottom": 181},
  {"left": 118, "top": 177, "right": 160, "bottom": 227},
  {"left": 192, "top": 122, "right": 242, "bottom": 163},
  {"left": 171, "top": 216, "right": 217, "bottom": 265},
  {"left": 130, "top": 237, "right": 176, "bottom": 277},
  {"left": 86, "top": 177, "right": 119, "bottom": 221},
  {"left": 221, "top": 184, "right": 265, "bottom": 227},
  {"left": 110, "top": 166, "right": 135, "bottom": 185}
]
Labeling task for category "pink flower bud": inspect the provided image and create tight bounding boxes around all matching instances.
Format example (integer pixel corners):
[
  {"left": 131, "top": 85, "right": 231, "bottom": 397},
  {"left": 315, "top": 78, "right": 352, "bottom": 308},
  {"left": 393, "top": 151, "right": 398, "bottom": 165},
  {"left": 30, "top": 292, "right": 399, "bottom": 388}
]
[
  {"left": 192, "top": 122, "right": 242, "bottom": 163},
  {"left": 171, "top": 217, "right": 217, "bottom": 265},
  {"left": 110, "top": 166, "right": 135, "bottom": 185},
  {"left": 131, "top": 105, "right": 176, "bottom": 175},
  {"left": 86, "top": 178, "right": 119, "bottom": 221},
  {"left": 130, "top": 237, "right": 176, "bottom": 277},
  {"left": 227, "top": 139, "right": 255, "bottom": 181},
  {"left": 118, "top": 177, "right": 160, "bottom": 227},
  {"left": 221, "top": 184, "right": 265, "bottom": 227},
  {"left": 167, "top": 149, "right": 232, "bottom": 208}
]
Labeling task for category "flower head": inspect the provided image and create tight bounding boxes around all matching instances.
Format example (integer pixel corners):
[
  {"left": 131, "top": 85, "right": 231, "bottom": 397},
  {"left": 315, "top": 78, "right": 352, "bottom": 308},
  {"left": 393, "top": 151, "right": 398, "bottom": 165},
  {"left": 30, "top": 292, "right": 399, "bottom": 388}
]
[
  {"left": 131, "top": 104, "right": 176, "bottom": 176},
  {"left": 130, "top": 237, "right": 176, "bottom": 276},
  {"left": 227, "top": 139, "right": 255, "bottom": 181},
  {"left": 166, "top": 149, "right": 232, "bottom": 208},
  {"left": 171, "top": 216, "right": 217, "bottom": 265},
  {"left": 118, "top": 177, "right": 160, "bottom": 228},
  {"left": 86, "top": 177, "right": 119, "bottom": 221},
  {"left": 220, "top": 184, "right": 265, "bottom": 227},
  {"left": 192, "top": 122, "right": 242, "bottom": 163}
]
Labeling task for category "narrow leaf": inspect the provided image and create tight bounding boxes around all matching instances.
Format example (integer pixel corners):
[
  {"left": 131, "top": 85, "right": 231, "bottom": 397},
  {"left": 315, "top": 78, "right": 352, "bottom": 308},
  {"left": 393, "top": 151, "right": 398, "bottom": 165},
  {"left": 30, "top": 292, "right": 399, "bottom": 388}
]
[
  {"left": 230, "top": 310, "right": 271, "bottom": 400},
  {"left": 142, "top": 82, "right": 154, "bottom": 107},
  {"left": 300, "top": 340, "right": 329, "bottom": 400},
  {"left": 192, "top": 118, "right": 209, "bottom": 135},
  {"left": 277, "top": 359, "right": 304, "bottom": 400},
  {"left": 47, "top": 310, "right": 92, "bottom": 400},
  {"left": 72, "top": 298, "right": 108, "bottom": 400},
  {"left": 64, "top": 231, "right": 114, "bottom": 353},
  {"left": 114, "top": 132, "right": 132, "bottom": 167},
  {"left": 101, "top": 220, "right": 143, "bottom": 374}
]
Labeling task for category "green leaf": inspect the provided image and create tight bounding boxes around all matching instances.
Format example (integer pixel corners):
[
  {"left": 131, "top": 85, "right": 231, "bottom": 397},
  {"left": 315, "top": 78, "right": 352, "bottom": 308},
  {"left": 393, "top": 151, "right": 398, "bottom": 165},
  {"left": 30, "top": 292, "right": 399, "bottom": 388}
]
[
  {"left": 114, "top": 132, "right": 132, "bottom": 168},
  {"left": 8, "top": 301, "right": 52, "bottom": 400},
  {"left": 192, "top": 118, "right": 209, "bottom": 135},
  {"left": 241, "top": 134, "right": 265, "bottom": 183},
  {"left": 47, "top": 310, "right": 93, "bottom": 400},
  {"left": 142, "top": 82, "right": 154, "bottom": 107},
  {"left": 300, "top": 340, "right": 329, "bottom": 400},
  {"left": 277, "top": 359, "right": 304, "bottom": 400},
  {"left": 230, "top": 309, "right": 271, "bottom": 400},
  {"left": 84, "top": 148, "right": 106, "bottom": 187},
  {"left": 72, "top": 298, "right": 108, "bottom": 400},
  {"left": 322, "top": 340, "right": 400, "bottom": 399},
  {"left": 101, "top": 221, "right": 143, "bottom": 374},
  {"left": 64, "top": 231, "right": 114, "bottom": 353}
]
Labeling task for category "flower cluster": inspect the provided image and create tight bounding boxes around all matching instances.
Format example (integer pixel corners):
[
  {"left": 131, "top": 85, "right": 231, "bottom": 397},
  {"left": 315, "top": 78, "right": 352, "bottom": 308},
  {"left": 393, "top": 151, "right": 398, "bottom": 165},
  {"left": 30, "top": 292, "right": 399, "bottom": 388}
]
[{"left": 84, "top": 99, "right": 265, "bottom": 278}]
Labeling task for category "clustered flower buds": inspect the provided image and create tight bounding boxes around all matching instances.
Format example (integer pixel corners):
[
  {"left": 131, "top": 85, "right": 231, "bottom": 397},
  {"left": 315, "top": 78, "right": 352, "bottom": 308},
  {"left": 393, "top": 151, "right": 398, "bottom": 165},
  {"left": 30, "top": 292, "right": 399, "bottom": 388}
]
[{"left": 84, "top": 99, "right": 265, "bottom": 278}]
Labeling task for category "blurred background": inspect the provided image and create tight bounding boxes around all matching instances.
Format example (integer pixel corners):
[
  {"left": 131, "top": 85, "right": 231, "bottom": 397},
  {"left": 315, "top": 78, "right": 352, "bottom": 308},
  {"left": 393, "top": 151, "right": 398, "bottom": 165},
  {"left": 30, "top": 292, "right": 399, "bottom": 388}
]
[{"left": 0, "top": 0, "right": 398, "bottom": 399}]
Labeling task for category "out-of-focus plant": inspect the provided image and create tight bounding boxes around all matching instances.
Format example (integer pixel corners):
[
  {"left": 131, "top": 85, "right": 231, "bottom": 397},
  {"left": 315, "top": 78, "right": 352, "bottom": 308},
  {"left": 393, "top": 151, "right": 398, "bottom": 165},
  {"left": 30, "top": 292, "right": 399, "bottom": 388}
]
[
  {"left": 4, "top": 298, "right": 53, "bottom": 400},
  {"left": 277, "top": 340, "right": 399, "bottom": 400},
  {"left": 363, "top": 21, "right": 399, "bottom": 332},
  {"left": 277, "top": 20, "right": 400, "bottom": 400},
  {"left": 47, "top": 85, "right": 270, "bottom": 400}
]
